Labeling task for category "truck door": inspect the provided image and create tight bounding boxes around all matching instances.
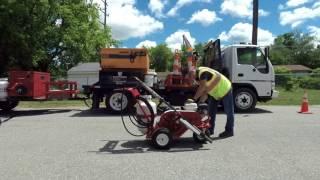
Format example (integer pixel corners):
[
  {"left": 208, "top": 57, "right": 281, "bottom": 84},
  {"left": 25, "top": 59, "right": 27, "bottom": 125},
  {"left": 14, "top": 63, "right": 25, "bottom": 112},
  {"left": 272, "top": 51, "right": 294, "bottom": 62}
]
[{"left": 233, "top": 47, "right": 273, "bottom": 97}]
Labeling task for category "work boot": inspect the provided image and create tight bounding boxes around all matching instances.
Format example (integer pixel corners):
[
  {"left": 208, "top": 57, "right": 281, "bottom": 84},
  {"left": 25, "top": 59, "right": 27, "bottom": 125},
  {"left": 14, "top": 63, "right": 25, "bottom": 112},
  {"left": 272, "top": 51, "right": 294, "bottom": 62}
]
[
  {"left": 218, "top": 131, "right": 234, "bottom": 138},
  {"left": 208, "top": 129, "right": 214, "bottom": 136}
]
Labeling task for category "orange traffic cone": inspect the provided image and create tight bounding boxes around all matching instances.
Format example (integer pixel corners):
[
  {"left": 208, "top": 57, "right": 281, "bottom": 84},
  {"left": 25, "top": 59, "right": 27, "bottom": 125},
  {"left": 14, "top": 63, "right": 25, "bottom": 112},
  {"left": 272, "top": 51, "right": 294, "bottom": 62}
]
[{"left": 298, "top": 90, "right": 312, "bottom": 114}]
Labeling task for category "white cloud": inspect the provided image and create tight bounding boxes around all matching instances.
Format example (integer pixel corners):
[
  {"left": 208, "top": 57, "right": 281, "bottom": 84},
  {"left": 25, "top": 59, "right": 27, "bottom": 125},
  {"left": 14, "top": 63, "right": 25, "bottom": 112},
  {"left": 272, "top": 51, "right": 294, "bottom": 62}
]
[
  {"left": 259, "top": 9, "right": 270, "bottom": 16},
  {"left": 314, "top": 1, "right": 320, "bottom": 8},
  {"left": 220, "top": 0, "right": 269, "bottom": 18},
  {"left": 308, "top": 26, "right": 320, "bottom": 46},
  {"left": 167, "top": 0, "right": 211, "bottom": 17},
  {"left": 187, "top": 9, "right": 222, "bottom": 26},
  {"left": 286, "top": 0, "right": 311, "bottom": 8},
  {"left": 148, "top": 0, "right": 167, "bottom": 18},
  {"left": 279, "top": 0, "right": 313, "bottom": 10},
  {"left": 95, "top": 0, "right": 164, "bottom": 40},
  {"left": 279, "top": 6, "right": 320, "bottom": 28},
  {"left": 136, "top": 40, "right": 157, "bottom": 48},
  {"left": 218, "top": 22, "right": 275, "bottom": 45},
  {"left": 165, "top": 30, "right": 196, "bottom": 50}
]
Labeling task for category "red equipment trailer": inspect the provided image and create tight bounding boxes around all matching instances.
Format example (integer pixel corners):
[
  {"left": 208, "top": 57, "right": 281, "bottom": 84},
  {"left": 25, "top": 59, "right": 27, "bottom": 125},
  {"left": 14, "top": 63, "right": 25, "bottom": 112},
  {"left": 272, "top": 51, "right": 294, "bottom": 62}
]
[{"left": 0, "top": 71, "right": 79, "bottom": 111}]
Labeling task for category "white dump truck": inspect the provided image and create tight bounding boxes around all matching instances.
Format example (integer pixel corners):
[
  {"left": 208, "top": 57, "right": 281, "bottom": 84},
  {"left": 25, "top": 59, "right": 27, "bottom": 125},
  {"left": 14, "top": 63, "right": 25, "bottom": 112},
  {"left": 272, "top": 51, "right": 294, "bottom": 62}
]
[{"left": 203, "top": 39, "right": 278, "bottom": 112}]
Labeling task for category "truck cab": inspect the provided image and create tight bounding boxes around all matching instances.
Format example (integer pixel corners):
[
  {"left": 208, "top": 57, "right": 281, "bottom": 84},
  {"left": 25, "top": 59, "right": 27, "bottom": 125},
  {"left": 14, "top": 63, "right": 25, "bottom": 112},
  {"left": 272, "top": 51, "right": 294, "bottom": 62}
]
[{"left": 203, "top": 40, "right": 278, "bottom": 112}]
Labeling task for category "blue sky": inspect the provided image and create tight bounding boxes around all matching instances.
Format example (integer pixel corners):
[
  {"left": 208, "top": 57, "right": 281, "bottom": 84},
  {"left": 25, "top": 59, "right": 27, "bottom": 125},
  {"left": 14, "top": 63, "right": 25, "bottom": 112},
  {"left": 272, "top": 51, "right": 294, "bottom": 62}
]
[{"left": 98, "top": 0, "right": 320, "bottom": 49}]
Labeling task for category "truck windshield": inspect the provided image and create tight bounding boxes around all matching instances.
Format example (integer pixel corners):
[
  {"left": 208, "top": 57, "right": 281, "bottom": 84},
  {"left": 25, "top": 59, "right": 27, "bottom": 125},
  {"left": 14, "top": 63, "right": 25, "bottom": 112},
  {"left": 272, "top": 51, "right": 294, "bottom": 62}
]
[{"left": 237, "top": 47, "right": 268, "bottom": 73}]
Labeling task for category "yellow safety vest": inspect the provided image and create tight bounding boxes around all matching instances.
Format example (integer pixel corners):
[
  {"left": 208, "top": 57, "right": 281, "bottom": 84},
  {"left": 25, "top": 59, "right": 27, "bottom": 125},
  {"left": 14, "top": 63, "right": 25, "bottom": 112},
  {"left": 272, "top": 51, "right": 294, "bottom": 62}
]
[{"left": 198, "top": 67, "right": 232, "bottom": 100}]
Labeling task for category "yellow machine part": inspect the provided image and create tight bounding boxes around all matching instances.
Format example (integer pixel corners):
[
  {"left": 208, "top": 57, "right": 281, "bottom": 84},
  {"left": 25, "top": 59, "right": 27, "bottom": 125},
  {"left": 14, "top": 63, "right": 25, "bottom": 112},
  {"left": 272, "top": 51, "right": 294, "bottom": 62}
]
[{"left": 100, "top": 48, "right": 149, "bottom": 73}]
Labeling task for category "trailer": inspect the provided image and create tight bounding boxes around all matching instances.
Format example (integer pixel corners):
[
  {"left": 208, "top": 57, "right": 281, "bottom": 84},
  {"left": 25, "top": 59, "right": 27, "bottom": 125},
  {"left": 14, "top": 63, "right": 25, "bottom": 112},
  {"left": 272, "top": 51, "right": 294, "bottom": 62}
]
[{"left": 0, "top": 71, "right": 79, "bottom": 111}]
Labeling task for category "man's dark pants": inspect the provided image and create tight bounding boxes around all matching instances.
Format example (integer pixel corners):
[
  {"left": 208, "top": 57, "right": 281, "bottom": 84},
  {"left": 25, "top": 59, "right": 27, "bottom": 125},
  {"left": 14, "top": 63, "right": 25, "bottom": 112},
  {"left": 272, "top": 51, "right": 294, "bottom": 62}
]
[{"left": 208, "top": 90, "right": 235, "bottom": 134}]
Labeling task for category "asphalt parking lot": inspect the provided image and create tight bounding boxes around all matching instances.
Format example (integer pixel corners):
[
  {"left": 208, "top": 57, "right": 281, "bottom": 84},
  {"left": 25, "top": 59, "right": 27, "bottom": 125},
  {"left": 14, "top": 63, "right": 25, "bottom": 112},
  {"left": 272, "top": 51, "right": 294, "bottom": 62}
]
[{"left": 1, "top": 105, "right": 320, "bottom": 180}]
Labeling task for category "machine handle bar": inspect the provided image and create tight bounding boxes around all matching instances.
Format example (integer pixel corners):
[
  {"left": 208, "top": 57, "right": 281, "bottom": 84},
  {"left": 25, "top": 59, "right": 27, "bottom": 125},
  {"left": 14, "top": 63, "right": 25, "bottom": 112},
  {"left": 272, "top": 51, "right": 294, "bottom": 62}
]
[{"left": 133, "top": 76, "right": 177, "bottom": 112}]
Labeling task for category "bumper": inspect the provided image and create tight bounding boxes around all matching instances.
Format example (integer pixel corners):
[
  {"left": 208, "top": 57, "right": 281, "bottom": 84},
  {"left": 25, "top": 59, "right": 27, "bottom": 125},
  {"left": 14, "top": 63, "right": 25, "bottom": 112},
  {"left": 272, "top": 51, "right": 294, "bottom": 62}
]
[{"left": 272, "top": 90, "right": 279, "bottom": 98}]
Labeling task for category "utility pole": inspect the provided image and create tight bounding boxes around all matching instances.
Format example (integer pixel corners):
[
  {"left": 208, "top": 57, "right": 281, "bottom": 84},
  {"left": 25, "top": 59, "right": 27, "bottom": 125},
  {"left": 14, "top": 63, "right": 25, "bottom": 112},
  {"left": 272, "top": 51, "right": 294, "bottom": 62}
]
[{"left": 252, "top": 0, "right": 258, "bottom": 45}]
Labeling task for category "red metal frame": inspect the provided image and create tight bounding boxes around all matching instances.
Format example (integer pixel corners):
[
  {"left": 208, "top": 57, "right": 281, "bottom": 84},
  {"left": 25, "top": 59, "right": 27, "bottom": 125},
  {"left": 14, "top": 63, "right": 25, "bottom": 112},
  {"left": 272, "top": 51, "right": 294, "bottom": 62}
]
[
  {"left": 46, "top": 80, "right": 79, "bottom": 99},
  {"left": 146, "top": 110, "right": 210, "bottom": 140},
  {"left": 7, "top": 71, "right": 79, "bottom": 100}
]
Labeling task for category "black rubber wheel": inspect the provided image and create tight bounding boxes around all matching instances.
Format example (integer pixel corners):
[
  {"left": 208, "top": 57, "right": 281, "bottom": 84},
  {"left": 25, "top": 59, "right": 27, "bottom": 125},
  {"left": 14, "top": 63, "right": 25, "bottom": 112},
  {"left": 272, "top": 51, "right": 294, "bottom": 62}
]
[
  {"left": 106, "top": 90, "right": 132, "bottom": 114},
  {"left": 193, "top": 130, "right": 210, "bottom": 143},
  {"left": 0, "top": 99, "right": 19, "bottom": 111},
  {"left": 152, "top": 128, "right": 172, "bottom": 149},
  {"left": 234, "top": 88, "right": 257, "bottom": 112}
]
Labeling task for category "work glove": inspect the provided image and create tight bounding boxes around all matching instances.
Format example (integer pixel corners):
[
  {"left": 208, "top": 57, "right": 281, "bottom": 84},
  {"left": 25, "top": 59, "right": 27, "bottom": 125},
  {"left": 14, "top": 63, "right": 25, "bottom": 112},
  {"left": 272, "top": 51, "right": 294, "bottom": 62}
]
[{"left": 185, "top": 98, "right": 195, "bottom": 103}]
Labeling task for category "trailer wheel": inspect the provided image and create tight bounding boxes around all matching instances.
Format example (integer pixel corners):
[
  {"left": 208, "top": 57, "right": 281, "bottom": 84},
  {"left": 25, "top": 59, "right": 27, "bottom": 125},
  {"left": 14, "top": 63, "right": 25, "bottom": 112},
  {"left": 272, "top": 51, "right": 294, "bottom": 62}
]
[
  {"left": 152, "top": 128, "right": 172, "bottom": 149},
  {"left": 234, "top": 88, "right": 257, "bottom": 112},
  {"left": 106, "top": 91, "right": 132, "bottom": 114},
  {"left": 0, "top": 99, "right": 19, "bottom": 111}
]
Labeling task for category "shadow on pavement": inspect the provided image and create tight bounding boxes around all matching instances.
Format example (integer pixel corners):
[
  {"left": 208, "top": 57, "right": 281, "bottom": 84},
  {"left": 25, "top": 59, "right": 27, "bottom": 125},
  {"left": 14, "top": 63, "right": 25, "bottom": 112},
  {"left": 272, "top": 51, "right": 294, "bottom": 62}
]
[
  {"left": 92, "top": 137, "right": 229, "bottom": 154},
  {"left": 71, "top": 109, "right": 119, "bottom": 117},
  {"left": 235, "top": 107, "right": 273, "bottom": 114},
  {"left": 1, "top": 109, "right": 73, "bottom": 117},
  {"left": 0, "top": 109, "right": 74, "bottom": 125}
]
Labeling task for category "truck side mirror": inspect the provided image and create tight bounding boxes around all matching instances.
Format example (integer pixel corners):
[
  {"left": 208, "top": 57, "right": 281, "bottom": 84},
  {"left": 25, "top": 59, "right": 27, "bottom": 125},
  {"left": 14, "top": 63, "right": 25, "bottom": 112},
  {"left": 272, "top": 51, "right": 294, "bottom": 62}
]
[{"left": 264, "top": 47, "right": 270, "bottom": 59}]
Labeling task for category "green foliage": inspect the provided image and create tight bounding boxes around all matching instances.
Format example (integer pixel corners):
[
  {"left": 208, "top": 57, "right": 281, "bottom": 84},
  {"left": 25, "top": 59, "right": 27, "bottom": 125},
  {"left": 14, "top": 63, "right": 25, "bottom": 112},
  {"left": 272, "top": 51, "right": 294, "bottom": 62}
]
[
  {"left": 270, "top": 31, "right": 319, "bottom": 68},
  {"left": 274, "top": 66, "right": 290, "bottom": 74},
  {"left": 311, "top": 68, "right": 320, "bottom": 75},
  {"left": 193, "top": 43, "right": 205, "bottom": 66},
  {"left": 274, "top": 66, "right": 297, "bottom": 91},
  {"left": 0, "top": 0, "right": 117, "bottom": 77},
  {"left": 298, "top": 76, "right": 320, "bottom": 89},
  {"left": 148, "top": 44, "right": 173, "bottom": 72}
]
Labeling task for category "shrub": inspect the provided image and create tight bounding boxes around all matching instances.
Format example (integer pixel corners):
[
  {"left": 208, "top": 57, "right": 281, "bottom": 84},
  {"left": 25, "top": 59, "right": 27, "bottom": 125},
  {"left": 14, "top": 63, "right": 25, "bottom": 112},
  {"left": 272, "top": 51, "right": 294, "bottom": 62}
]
[
  {"left": 299, "top": 76, "right": 320, "bottom": 89},
  {"left": 275, "top": 66, "right": 296, "bottom": 90}
]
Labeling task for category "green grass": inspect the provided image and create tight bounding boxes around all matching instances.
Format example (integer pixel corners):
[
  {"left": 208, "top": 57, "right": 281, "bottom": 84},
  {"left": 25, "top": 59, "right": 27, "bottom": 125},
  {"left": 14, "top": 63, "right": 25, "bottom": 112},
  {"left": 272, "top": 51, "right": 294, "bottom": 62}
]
[
  {"left": 259, "top": 87, "right": 320, "bottom": 105},
  {"left": 17, "top": 88, "right": 320, "bottom": 108}
]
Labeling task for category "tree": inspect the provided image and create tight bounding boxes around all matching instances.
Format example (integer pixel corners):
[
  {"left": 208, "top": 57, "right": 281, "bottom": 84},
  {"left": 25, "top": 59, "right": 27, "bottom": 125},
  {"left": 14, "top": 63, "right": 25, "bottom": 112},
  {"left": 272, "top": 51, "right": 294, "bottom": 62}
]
[
  {"left": 0, "top": 0, "right": 117, "bottom": 77},
  {"left": 270, "top": 31, "right": 318, "bottom": 68},
  {"left": 148, "top": 44, "right": 173, "bottom": 72},
  {"left": 194, "top": 42, "right": 205, "bottom": 66}
]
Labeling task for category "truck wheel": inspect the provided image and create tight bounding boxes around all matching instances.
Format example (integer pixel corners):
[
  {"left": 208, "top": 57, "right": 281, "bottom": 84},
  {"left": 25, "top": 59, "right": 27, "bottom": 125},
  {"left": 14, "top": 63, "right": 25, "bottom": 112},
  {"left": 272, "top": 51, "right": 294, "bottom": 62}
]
[
  {"left": 0, "top": 99, "right": 19, "bottom": 111},
  {"left": 106, "top": 91, "right": 132, "bottom": 114},
  {"left": 152, "top": 128, "right": 172, "bottom": 149},
  {"left": 234, "top": 88, "right": 257, "bottom": 112}
]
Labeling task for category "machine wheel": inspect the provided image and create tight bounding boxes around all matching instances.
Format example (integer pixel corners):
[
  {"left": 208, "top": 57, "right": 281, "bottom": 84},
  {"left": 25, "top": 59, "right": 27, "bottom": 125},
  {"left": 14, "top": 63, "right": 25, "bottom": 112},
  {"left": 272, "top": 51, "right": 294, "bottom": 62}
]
[
  {"left": 106, "top": 90, "right": 132, "bottom": 114},
  {"left": 0, "top": 99, "right": 19, "bottom": 111},
  {"left": 193, "top": 130, "right": 210, "bottom": 143},
  {"left": 234, "top": 88, "right": 257, "bottom": 112},
  {"left": 152, "top": 128, "right": 172, "bottom": 149}
]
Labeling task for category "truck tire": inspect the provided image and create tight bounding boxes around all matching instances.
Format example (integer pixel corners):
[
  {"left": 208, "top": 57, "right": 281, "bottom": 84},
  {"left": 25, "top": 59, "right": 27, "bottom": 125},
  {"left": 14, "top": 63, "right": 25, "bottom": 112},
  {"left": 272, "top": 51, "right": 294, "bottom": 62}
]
[
  {"left": 234, "top": 88, "right": 257, "bottom": 112},
  {"left": 0, "top": 99, "right": 19, "bottom": 111},
  {"left": 106, "top": 90, "right": 132, "bottom": 114}
]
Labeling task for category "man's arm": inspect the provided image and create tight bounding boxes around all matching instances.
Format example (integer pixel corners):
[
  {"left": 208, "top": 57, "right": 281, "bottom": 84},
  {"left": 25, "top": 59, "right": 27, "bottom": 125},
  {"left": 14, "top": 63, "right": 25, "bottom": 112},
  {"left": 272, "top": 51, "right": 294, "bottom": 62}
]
[
  {"left": 193, "top": 80, "right": 207, "bottom": 101},
  {"left": 207, "top": 72, "right": 221, "bottom": 91}
]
